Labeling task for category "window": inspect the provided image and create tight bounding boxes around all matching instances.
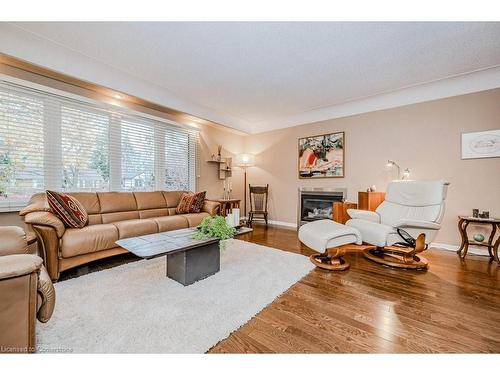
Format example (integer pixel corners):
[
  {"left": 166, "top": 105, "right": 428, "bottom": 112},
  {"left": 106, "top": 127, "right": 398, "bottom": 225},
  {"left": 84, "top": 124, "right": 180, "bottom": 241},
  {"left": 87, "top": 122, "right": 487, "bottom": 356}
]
[
  {"left": 165, "top": 127, "right": 198, "bottom": 191},
  {"left": 121, "top": 117, "right": 155, "bottom": 191},
  {"left": 0, "top": 88, "right": 44, "bottom": 209},
  {"left": 0, "top": 81, "right": 198, "bottom": 211},
  {"left": 61, "top": 104, "right": 110, "bottom": 191}
]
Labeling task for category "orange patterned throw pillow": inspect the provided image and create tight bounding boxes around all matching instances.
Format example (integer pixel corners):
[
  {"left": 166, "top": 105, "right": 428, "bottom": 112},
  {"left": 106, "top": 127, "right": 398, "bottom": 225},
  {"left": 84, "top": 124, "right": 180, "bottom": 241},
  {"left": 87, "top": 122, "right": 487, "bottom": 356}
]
[
  {"left": 46, "top": 190, "right": 89, "bottom": 228},
  {"left": 175, "top": 191, "right": 206, "bottom": 214}
]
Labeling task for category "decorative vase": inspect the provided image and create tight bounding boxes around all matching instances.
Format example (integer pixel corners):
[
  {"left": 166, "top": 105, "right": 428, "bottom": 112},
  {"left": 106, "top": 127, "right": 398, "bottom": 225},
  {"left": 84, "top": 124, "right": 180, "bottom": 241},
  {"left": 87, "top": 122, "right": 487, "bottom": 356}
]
[{"left": 473, "top": 233, "right": 485, "bottom": 242}]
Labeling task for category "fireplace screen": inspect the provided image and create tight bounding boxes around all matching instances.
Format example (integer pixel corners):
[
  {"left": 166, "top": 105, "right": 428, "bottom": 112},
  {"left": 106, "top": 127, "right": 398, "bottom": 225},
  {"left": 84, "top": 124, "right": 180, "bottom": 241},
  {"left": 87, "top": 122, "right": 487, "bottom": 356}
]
[{"left": 299, "top": 192, "right": 344, "bottom": 225}]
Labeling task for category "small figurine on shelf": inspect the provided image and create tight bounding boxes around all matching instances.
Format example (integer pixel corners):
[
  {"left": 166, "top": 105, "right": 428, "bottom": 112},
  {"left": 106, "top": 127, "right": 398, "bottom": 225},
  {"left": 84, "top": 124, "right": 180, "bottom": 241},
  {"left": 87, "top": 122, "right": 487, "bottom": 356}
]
[{"left": 217, "top": 145, "right": 223, "bottom": 161}]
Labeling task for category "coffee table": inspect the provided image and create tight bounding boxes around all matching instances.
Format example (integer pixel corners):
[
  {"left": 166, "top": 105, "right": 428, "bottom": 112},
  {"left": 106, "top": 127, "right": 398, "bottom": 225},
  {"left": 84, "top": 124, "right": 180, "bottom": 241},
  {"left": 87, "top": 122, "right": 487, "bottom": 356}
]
[{"left": 116, "top": 226, "right": 253, "bottom": 285}]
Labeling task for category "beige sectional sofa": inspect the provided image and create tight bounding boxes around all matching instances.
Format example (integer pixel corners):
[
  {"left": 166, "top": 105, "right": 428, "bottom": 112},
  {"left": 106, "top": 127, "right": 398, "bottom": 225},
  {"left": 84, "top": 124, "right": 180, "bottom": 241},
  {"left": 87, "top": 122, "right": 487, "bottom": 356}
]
[{"left": 19, "top": 191, "right": 220, "bottom": 281}]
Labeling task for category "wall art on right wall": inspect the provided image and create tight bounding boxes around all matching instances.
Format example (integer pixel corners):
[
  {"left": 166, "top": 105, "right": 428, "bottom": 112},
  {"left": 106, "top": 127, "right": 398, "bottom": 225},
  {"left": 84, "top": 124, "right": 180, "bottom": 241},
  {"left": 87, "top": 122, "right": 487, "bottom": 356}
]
[{"left": 461, "top": 129, "right": 500, "bottom": 159}]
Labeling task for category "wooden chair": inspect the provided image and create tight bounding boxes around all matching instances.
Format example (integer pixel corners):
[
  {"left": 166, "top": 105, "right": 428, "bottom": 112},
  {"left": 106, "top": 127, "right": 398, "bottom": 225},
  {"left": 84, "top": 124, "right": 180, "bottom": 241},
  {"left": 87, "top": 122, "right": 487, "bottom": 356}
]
[{"left": 248, "top": 184, "right": 269, "bottom": 227}]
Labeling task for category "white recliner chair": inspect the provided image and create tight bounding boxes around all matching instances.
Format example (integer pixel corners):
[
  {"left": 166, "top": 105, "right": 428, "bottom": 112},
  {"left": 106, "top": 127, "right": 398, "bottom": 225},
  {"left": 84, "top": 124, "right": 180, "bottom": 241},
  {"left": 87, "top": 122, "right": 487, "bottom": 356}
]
[{"left": 346, "top": 180, "right": 449, "bottom": 269}]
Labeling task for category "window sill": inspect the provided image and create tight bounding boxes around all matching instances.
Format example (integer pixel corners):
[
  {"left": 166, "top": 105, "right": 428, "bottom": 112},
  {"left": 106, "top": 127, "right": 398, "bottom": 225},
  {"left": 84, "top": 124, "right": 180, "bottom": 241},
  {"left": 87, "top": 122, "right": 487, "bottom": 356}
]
[{"left": 0, "top": 202, "right": 27, "bottom": 213}]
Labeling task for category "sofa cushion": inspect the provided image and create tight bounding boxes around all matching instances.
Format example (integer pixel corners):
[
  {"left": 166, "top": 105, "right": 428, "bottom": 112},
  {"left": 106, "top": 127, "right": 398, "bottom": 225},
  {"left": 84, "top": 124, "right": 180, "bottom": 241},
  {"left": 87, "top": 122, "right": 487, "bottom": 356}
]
[
  {"left": 152, "top": 215, "right": 189, "bottom": 232},
  {"left": 139, "top": 208, "right": 169, "bottom": 219},
  {"left": 46, "top": 190, "right": 89, "bottom": 229},
  {"left": 181, "top": 212, "right": 210, "bottom": 227},
  {"left": 133, "top": 191, "right": 167, "bottom": 210},
  {"left": 113, "top": 219, "right": 158, "bottom": 239},
  {"left": 101, "top": 211, "right": 139, "bottom": 224},
  {"left": 97, "top": 192, "right": 137, "bottom": 213},
  {"left": 61, "top": 224, "right": 119, "bottom": 258},
  {"left": 162, "top": 191, "right": 187, "bottom": 208},
  {"left": 67, "top": 192, "right": 100, "bottom": 214},
  {"left": 176, "top": 191, "right": 206, "bottom": 214}
]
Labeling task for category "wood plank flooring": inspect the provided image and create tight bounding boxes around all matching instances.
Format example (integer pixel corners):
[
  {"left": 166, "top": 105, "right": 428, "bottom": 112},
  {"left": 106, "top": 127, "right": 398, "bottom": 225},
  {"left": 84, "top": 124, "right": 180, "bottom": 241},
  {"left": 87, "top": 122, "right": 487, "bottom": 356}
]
[
  {"left": 208, "top": 224, "right": 500, "bottom": 353},
  {"left": 59, "top": 223, "right": 500, "bottom": 353}
]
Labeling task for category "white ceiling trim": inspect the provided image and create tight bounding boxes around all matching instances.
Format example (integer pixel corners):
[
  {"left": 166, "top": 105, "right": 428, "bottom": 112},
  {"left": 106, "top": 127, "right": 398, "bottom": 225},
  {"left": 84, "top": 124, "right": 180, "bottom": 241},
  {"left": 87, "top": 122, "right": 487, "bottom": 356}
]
[{"left": 249, "top": 65, "right": 500, "bottom": 133}]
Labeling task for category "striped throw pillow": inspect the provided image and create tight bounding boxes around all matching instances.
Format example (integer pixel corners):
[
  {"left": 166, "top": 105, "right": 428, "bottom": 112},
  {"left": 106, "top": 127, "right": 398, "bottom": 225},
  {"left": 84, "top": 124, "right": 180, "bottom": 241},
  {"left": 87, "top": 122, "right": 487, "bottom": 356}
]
[{"left": 46, "top": 190, "right": 89, "bottom": 228}]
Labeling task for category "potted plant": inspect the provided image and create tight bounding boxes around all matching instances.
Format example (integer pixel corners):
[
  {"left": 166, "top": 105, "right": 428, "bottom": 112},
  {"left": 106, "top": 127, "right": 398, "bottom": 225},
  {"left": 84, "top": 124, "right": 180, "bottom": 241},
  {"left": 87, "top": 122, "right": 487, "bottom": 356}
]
[{"left": 192, "top": 215, "right": 236, "bottom": 250}]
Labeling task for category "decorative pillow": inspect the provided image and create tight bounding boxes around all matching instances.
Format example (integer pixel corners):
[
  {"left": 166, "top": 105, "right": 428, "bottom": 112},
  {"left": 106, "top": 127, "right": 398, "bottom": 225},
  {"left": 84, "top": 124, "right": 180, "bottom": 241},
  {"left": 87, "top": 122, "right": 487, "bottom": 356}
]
[
  {"left": 175, "top": 191, "right": 206, "bottom": 214},
  {"left": 46, "top": 190, "right": 89, "bottom": 228}
]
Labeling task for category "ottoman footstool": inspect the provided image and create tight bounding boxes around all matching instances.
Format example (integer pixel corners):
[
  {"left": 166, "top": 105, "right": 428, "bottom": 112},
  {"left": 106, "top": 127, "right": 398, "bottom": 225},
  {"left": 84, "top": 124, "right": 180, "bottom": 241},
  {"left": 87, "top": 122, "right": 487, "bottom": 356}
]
[{"left": 298, "top": 219, "right": 375, "bottom": 271}]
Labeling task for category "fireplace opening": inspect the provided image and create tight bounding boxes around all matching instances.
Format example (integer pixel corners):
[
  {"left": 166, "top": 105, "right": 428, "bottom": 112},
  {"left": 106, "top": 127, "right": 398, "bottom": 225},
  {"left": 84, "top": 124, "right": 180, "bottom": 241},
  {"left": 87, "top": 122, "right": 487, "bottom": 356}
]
[{"left": 298, "top": 188, "right": 346, "bottom": 227}]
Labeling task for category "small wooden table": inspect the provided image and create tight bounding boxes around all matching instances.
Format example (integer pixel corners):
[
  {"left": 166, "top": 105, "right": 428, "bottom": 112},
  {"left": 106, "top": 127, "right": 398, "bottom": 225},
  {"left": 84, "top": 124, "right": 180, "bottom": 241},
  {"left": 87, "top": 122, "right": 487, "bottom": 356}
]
[
  {"left": 211, "top": 199, "right": 241, "bottom": 216},
  {"left": 457, "top": 216, "right": 500, "bottom": 263}
]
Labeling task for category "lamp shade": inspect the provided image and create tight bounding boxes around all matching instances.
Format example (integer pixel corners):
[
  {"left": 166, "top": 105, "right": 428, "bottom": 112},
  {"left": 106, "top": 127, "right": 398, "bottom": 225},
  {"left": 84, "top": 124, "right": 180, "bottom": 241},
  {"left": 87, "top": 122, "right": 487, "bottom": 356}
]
[{"left": 234, "top": 153, "right": 255, "bottom": 167}]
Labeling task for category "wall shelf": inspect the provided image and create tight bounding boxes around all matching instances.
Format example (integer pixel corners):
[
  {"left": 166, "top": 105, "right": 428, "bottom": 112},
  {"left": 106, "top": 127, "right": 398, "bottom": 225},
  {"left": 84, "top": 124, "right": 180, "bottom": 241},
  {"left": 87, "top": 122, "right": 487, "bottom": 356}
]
[{"left": 207, "top": 158, "right": 232, "bottom": 179}]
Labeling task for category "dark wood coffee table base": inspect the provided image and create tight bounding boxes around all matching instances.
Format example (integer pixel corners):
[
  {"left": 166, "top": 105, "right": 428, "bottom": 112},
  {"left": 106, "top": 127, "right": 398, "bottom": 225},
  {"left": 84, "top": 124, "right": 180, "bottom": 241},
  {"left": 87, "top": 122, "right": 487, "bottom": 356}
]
[{"left": 166, "top": 242, "right": 220, "bottom": 286}]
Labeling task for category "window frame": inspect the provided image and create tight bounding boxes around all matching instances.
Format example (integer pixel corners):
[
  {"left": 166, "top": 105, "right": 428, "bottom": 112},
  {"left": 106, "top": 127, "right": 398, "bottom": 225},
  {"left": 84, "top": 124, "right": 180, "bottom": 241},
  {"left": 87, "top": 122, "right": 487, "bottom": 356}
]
[{"left": 0, "top": 80, "right": 199, "bottom": 212}]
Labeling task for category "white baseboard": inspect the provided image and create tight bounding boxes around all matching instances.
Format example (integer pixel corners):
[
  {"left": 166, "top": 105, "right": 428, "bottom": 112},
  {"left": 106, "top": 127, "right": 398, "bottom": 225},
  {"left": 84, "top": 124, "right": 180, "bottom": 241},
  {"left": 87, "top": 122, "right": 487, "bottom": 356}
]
[
  {"left": 430, "top": 242, "right": 489, "bottom": 256},
  {"left": 267, "top": 220, "right": 298, "bottom": 229}
]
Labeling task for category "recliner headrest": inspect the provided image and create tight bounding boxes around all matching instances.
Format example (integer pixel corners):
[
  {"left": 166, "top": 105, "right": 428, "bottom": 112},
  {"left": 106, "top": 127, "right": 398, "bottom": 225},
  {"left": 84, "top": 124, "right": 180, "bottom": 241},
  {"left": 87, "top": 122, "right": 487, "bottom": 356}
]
[{"left": 385, "top": 180, "right": 448, "bottom": 207}]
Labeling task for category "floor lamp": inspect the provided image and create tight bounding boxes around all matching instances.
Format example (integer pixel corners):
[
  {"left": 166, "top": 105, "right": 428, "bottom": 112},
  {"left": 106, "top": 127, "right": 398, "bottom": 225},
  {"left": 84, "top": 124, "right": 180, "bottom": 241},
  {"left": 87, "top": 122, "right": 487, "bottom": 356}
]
[{"left": 234, "top": 153, "right": 255, "bottom": 221}]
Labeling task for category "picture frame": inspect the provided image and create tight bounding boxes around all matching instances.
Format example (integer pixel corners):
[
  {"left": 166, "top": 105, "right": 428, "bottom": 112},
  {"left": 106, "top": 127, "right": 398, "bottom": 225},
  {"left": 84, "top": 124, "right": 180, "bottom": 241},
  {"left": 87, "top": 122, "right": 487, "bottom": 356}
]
[
  {"left": 298, "top": 131, "right": 345, "bottom": 179},
  {"left": 461, "top": 129, "right": 500, "bottom": 160}
]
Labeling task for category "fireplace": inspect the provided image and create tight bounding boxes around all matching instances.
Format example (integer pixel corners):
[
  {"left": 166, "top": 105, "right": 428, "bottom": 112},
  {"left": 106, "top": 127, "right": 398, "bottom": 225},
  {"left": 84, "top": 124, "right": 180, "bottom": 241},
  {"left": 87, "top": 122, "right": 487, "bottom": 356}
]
[{"left": 298, "top": 187, "right": 346, "bottom": 227}]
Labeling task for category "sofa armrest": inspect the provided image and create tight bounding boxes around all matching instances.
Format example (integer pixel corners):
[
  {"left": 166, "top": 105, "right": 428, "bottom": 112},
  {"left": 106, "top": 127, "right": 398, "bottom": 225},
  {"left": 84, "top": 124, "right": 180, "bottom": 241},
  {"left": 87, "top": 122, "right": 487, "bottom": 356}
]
[
  {"left": 24, "top": 211, "right": 66, "bottom": 238},
  {"left": 0, "top": 226, "right": 29, "bottom": 256},
  {"left": 202, "top": 200, "right": 221, "bottom": 216},
  {"left": 346, "top": 209, "right": 381, "bottom": 223},
  {"left": 392, "top": 220, "right": 441, "bottom": 230},
  {"left": 37, "top": 266, "right": 55, "bottom": 323},
  {"left": 0, "top": 254, "right": 43, "bottom": 281}
]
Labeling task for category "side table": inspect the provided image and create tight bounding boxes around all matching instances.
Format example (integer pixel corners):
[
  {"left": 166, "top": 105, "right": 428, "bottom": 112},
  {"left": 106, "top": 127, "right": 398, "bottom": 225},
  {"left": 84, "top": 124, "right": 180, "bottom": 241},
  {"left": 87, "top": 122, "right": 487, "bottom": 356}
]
[
  {"left": 457, "top": 216, "right": 500, "bottom": 263},
  {"left": 210, "top": 199, "right": 241, "bottom": 217}
]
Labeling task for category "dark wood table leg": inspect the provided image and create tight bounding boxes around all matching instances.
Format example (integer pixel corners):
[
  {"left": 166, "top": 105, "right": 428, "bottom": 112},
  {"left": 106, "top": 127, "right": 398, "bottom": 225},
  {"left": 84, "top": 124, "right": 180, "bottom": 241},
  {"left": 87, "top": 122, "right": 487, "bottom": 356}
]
[
  {"left": 457, "top": 218, "right": 469, "bottom": 259},
  {"left": 486, "top": 223, "right": 497, "bottom": 259},
  {"left": 493, "top": 224, "right": 500, "bottom": 265}
]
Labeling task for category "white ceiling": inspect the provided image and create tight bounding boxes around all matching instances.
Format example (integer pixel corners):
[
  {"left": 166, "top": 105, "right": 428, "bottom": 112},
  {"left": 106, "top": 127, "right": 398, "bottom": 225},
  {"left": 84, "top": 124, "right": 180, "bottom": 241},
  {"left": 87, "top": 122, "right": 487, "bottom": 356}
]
[{"left": 5, "top": 22, "right": 500, "bottom": 133}]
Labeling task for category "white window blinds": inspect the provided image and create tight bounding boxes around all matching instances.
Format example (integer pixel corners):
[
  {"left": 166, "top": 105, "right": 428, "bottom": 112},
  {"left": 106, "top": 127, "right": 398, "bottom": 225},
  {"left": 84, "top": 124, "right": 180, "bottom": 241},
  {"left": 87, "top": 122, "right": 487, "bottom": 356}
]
[
  {"left": 61, "top": 104, "right": 110, "bottom": 191},
  {"left": 0, "top": 81, "right": 199, "bottom": 211},
  {"left": 165, "top": 127, "right": 198, "bottom": 191},
  {"left": 120, "top": 117, "right": 155, "bottom": 191}
]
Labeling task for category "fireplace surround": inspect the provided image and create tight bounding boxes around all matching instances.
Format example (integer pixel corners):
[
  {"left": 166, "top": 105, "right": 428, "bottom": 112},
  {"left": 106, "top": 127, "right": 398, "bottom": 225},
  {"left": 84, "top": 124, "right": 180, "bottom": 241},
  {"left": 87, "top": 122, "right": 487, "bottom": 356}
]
[{"left": 298, "top": 187, "right": 346, "bottom": 227}]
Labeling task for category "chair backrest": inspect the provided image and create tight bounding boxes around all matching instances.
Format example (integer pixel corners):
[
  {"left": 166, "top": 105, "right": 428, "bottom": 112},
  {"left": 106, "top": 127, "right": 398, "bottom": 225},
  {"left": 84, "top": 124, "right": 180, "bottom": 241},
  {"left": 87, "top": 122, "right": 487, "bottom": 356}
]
[
  {"left": 249, "top": 184, "right": 269, "bottom": 212},
  {"left": 376, "top": 180, "right": 448, "bottom": 226}
]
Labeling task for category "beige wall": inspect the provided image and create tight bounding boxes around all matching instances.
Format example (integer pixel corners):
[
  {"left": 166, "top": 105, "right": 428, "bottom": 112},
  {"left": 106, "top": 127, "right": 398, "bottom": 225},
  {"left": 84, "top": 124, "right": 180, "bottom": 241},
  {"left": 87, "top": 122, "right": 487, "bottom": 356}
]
[{"left": 244, "top": 89, "right": 500, "bottom": 245}]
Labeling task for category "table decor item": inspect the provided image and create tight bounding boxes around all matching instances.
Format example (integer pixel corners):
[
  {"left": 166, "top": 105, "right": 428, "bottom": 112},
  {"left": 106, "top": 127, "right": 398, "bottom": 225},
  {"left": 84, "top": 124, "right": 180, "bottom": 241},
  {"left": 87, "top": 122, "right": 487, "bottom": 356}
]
[
  {"left": 479, "top": 211, "right": 490, "bottom": 219},
  {"left": 225, "top": 213, "right": 235, "bottom": 227},
  {"left": 232, "top": 208, "right": 240, "bottom": 226},
  {"left": 193, "top": 215, "right": 237, "bottom": 247},
  {"left": 473, "top": 233, "right": 485, "bottom": 242},
  {"left": 472, "top": 208, "right": 479, "bottom": 218}
]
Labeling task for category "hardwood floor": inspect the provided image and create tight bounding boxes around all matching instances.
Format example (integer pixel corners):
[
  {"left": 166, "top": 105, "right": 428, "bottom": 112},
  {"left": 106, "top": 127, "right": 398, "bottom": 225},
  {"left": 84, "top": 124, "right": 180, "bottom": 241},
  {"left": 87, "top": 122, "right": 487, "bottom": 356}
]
[
  {"left": 208, "top": 224, "right": 500, "bottom": 353},
  {"left": 59, "top": 223, "right": 500, "bottom": 353}
]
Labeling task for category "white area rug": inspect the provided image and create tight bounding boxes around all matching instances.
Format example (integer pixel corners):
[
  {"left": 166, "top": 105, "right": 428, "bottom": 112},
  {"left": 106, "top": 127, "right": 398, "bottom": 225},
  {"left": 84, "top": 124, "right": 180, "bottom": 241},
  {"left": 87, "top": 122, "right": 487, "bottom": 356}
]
[{"left": 37, "top": 239, "right": 314, "bottom": 353}]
